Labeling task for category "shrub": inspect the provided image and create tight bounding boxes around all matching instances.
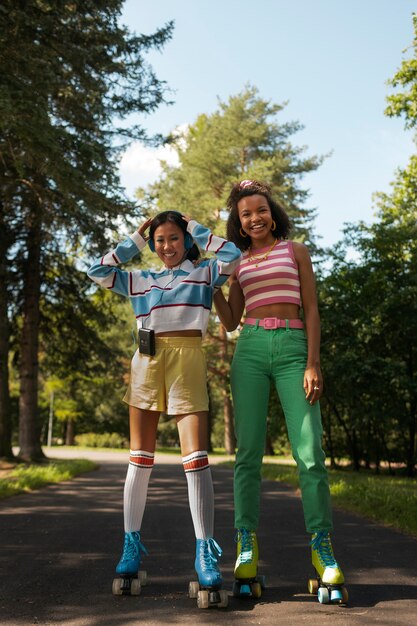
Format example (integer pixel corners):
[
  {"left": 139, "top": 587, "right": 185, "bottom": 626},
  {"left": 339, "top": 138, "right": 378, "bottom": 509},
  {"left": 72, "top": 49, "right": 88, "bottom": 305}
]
[{"left": 74, "top": 432, "right": 128, "bottom": 449}]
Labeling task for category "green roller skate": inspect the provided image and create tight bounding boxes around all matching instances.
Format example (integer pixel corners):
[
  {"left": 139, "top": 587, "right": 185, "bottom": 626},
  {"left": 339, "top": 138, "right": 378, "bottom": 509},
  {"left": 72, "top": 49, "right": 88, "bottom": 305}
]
[
  {"left": 307, "top": 531, "right": 348, "bottom": 605},
  {"left": 232, "top": 529, "right": 266, "bottom": 598}
]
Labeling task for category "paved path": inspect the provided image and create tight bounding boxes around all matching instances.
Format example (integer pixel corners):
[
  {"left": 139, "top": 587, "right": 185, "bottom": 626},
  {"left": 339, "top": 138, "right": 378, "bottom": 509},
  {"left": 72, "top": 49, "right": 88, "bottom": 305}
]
[{"left": 1, "top": 449, "right": 417, "bottom": 625}]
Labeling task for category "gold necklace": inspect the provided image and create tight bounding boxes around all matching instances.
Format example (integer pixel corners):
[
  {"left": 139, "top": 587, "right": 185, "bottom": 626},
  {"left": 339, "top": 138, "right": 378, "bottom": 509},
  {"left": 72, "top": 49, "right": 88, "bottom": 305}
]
[{"left": 248, "top": 239, "right": 277, "bottom": 267}]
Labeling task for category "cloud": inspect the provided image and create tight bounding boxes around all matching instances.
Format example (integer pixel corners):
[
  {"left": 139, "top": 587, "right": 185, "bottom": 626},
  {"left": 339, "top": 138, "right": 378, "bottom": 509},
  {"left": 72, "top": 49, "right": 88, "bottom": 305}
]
[{"left": 119, "top": 142, "right": 180, "bottom": 198}]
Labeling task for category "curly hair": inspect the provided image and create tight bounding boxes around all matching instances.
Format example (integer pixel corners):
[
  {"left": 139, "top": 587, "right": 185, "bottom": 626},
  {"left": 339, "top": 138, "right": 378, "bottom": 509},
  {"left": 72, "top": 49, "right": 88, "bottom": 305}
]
[
  {"left": 149, "top": 210, "right": 200, "bottom": 261},
  {"left": 226, "top": 180, "right": 291, "bottom": 251}
]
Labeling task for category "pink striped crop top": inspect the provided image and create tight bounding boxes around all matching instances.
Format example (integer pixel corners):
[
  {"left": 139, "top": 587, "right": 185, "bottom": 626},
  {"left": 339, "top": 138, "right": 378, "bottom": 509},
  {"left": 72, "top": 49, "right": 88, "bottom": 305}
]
[{"left": 236, "top": 240, "right": 301, "bottom": 312}]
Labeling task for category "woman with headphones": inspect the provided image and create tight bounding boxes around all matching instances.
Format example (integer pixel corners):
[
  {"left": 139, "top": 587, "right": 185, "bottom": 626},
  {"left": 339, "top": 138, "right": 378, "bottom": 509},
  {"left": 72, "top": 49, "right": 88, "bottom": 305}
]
[{"left": 88, "top": 211, "right": 241, "bottom": 605}]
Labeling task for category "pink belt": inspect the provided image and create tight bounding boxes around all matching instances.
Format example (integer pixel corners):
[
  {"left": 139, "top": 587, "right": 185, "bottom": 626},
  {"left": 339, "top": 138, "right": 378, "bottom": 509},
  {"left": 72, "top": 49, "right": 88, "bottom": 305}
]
[{"left": 244, "top": 317, "right": 304, "bottom": 330}]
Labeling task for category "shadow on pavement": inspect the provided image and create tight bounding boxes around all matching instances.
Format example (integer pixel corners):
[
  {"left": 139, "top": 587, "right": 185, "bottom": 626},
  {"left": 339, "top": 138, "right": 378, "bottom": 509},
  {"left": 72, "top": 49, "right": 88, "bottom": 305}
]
[{"left": 1, "top": 459, "right": 417, "bottom": 625}]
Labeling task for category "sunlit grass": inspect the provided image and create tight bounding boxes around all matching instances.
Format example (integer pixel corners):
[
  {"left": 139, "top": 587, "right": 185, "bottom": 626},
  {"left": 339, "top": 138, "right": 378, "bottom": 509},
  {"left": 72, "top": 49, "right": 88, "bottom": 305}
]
[
  {"left": 4, "top": 452, "right": 416, "bottom": 537},
  {"left": 155, "top": 447, "right": 230, "bottom": 456},
  {"left": 223, "top": 460, "right": 417, "bottom": 537},
  {"left": 0, "top": 459, "right": 97, "bottom": 499}
]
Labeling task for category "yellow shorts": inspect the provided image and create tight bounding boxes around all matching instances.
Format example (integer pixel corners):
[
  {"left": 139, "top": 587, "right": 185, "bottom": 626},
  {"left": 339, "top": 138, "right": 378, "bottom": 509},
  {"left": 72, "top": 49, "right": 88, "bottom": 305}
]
[{"left": 123, "top": 336, "right": 209, "bottom": 414}]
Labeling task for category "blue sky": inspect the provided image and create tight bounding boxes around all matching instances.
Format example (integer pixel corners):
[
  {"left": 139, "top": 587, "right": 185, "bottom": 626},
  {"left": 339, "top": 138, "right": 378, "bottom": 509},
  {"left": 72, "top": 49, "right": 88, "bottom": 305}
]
[{"left": 119, "top": 0, "right": 416, "bottom": 247}]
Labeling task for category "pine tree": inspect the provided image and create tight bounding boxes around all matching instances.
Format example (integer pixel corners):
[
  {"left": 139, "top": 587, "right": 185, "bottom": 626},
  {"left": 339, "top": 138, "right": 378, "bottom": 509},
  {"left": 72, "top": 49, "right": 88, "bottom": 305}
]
[{"left": 0, "top": 1, "right": 173, "bottom": 460}]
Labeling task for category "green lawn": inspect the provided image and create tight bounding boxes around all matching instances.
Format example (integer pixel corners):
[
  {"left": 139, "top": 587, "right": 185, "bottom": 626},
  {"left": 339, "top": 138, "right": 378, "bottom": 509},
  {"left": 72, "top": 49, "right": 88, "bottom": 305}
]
[
  {"left": 223, "top": 460, "right": 417, "bottom": 537},
  {"left": 0, "top": 459, "right": 97, "bottom": 499},
  {"left": 3, "top": 452, "right": 416, "bottom": 539}
]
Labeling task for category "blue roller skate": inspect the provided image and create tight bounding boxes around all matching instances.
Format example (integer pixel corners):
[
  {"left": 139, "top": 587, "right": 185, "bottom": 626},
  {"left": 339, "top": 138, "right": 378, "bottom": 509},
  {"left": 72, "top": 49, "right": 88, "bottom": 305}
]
[
  {"left": 232, "top": 529, "right": 266, "bottom": 599},
  {"left": 307, "top": 531, "right": 348, "bottom": 605},
  {"left": 188, "top": 538, "right": 228, "bottom": 609},
  {"left": 112, "top": 531, "right": 148, "bottom": 596}
]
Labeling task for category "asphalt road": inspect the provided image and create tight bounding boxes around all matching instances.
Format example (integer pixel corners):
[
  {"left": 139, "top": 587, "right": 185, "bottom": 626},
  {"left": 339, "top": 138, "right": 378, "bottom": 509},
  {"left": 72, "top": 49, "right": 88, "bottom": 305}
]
[{"left": 1, "top": 449, "right": 417, "bottom": 626}]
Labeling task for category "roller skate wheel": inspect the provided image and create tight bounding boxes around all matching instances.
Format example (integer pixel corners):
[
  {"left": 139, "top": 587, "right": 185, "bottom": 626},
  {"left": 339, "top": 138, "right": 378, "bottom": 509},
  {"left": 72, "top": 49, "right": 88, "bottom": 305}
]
[
  {"left": 112, "top": 578, "right": 123, "bottom": 595},
  {"left": 341, "top": 586, "right": 349, "bottom": 604},
  {"left": 251, "top": 581, "right": 262, "bottom": 598},
  {"left": 130, "top": 578, "right": 141, "bottom": 596},
  {"left": 232, "top": 581, "right": 240, "bottom": 597},
  {"left": 189, "top": 581, "right": 200, "bottom": 599},
  {"left": 256, "top": 574, "right": 266, "bottom": 589},
  {"left": 308, "top": 578, "right": 319, "bottom": 594},
  {"left": 318, "top": 586, "right": 330, "bottom": 604},
  {"left": 330, "top": 588, "right": 343, "bottom": 603},
  {"left": 197, "top": 589, "right": 209, "bottom": 609},
  {"left": 139, "top": 570, "right": 147, "bottom": 586},
  {"left": 218, "top": 589, "right": 229, "bottom": 608},
  {"left": 239, "top": 583, "right": 252, "bottom": 596}
]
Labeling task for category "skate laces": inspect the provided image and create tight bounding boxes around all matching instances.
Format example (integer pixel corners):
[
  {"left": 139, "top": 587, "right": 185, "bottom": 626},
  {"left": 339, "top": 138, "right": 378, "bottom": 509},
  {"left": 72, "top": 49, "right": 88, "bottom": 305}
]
[
  {"left": 122, "top": 531, "right": 148, "bottom": 561},
  {"left": 199, "top": 538, "right": 222, "bottom": 571},
  {"left": 236, "top": 529, "right": 254, "bottom": 564},
  {"left": 311, "top": 531, "right": 337, "bottom": 568}
]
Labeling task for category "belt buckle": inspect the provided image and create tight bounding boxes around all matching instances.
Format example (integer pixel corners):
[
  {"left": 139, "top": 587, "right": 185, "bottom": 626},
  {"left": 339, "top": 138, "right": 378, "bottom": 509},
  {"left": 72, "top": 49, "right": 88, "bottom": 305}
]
[{"left": 263, "top": 317, "right": 279, "bottom": 330}]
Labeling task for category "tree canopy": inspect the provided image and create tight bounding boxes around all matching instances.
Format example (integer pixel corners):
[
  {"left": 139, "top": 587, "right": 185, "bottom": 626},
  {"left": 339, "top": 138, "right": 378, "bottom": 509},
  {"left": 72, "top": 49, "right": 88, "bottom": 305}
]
[
  {"left": 0, "top": 1, "right": 173, "bottom": 460},
  {"left": 137, "top": 85, "right": 323, "bottom": 242},
  {"left": 1, "top": 6, "right": 416, "bottom": 474}
]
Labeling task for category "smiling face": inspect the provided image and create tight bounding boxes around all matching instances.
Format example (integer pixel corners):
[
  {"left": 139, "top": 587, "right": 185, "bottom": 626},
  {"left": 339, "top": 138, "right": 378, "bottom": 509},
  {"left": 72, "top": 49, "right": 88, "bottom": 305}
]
[
  {"left": 153, "top": 221, "right": 186, "bottom": 268},
  {"left": 237, "top": 194, "right": 275, "bottom": 247}
]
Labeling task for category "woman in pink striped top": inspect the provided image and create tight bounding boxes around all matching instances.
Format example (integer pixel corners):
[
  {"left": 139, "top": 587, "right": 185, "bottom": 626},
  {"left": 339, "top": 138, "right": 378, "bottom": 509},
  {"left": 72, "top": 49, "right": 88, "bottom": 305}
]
[{"left": 214, "top": 180, "right": 346, "bottom": 604}]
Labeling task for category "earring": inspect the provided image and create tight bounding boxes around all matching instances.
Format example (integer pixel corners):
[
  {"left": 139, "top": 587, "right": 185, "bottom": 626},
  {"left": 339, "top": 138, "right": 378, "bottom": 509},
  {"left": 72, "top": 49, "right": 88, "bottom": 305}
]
[
  {"left": 271, "top": 220, "right": 276, "bottom": 231},
  {"left": 239, "top": 228, "right": 248, "bottom": 238}
]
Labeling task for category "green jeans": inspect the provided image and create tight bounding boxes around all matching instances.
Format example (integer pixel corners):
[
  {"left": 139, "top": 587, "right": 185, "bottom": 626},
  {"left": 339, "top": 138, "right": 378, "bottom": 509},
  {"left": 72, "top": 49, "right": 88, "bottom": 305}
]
[{"left": 231, "top": 324, "right": 333, "bottom": 533}]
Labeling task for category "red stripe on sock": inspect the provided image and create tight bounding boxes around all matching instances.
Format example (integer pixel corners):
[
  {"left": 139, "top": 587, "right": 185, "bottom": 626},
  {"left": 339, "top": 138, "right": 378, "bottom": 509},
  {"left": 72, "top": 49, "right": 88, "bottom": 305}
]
[
  {"left": 183, "top": 457, "right": 209, "bottom": 472},
  {"left": 130, "top": 455, "right": 154, "bottom": 467}
]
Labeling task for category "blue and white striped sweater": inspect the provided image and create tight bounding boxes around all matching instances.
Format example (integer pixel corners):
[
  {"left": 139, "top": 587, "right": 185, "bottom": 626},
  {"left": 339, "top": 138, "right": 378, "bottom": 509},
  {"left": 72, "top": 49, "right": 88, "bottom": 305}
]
[{"left": 87, "top": 220, "right": 241, "bottom": 335}]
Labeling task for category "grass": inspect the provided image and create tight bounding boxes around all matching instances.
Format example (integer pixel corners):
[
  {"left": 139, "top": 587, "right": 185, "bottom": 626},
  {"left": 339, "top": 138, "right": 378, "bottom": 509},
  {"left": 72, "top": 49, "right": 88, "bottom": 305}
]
[
  {"left": 38, "top": 445, "right": 231, "bottom": 456},
  {"left": 223, "top": 460, "right": 417, "bottom": 537},
  {"left": 155, "top": 446, "right": 230, "bottom": 456},
  {"left": 0, "top": 459, "right": 97, "bottom": 499},
  {"left": 0, "top": 446, "right": 226, "bottom": 500},
  {"left": 5, "top": 449, "right": 416, "bottom": 537}
]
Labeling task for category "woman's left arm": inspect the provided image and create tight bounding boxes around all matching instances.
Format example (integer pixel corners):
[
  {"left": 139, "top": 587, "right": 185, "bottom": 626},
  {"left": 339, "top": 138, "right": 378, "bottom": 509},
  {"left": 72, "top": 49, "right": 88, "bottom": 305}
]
[
  {"left": 293, "top": 242, "right": 323, "bottom": 405},
  {"left": 182, "top": 216, "right": 241, "bottom": 287}
]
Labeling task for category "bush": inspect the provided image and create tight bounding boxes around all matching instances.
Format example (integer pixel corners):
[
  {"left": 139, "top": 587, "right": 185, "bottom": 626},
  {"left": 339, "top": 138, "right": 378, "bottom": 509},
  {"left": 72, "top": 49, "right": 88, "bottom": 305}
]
[
  {"left": 74, "top": 432, "right": 128, "bottom": 449},
  {"left": 156, "top": 416, "right": 179, "bottom": 447}
]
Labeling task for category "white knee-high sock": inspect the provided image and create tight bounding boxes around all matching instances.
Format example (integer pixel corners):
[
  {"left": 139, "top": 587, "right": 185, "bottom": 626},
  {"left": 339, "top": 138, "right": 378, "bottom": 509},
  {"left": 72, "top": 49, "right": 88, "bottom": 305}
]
[
  {"left": 183, "top": 450, "right": 214, "bottom": 540},
  {"left": 123, "top": 450, "right": 154, "bottom": 532}
]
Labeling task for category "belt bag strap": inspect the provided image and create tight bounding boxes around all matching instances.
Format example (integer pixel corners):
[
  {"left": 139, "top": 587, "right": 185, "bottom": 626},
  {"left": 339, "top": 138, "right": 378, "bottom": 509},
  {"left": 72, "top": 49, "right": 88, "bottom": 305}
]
[{"left": 244, "top": 317, "right": 304, "bottom": 330}]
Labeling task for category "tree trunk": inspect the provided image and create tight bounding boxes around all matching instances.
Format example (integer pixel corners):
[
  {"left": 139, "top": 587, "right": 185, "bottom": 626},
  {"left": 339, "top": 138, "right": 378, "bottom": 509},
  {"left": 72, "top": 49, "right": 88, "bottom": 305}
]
[
  {"left": 405, "top": 348, "right": 416, "bottom": 477},
  {"left": 18, "top": 207, "right": 45, "bottom": 461},
  {"left": 406, "top": 399, "right": 416, "bottom": 477},
  {"left": 65, "top": 419, "right": 75, "bottom": 446},
  {"left": 0, "top": 203, "right": 14, "bottom": 460},
  {"left": 326, "top": 395, "right": 360, "bottom": 470},
  {"left": 351, "top": 430, "right": 361, "bottom": 471},
  {"left": 206, "top": 381, "right": 213, "bottom": 452},
  {"left": 264, "top": 433, "right": 274, "bottom": 456},
  {"left": 223, "top": 391, "right": 235, "bottom": 454},
  {"left": 218, "top": 324, "right": 235, "bottom": 454},
  {"left": 322, "top": 405, "right": 336, "bottom": 468}
]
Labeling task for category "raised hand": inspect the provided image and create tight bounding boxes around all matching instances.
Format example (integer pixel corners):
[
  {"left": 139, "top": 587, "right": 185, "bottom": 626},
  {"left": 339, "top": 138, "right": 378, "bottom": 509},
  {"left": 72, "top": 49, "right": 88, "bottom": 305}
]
[{"left": 137, "top": 217, "right": 153, "bottom": 240}]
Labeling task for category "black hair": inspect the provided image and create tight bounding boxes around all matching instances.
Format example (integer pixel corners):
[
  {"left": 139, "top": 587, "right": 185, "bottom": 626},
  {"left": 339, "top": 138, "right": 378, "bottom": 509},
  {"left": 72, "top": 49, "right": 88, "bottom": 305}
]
[
  {"left": 149, "top": 210, "right": 200, "bottom": 261},
  {"left": 226, "top": 180, "right": 291, "bottom": 251}
]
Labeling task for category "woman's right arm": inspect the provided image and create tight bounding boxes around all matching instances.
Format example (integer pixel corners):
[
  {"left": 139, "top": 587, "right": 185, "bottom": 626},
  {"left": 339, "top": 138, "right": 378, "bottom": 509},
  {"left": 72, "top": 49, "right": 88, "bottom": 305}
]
[
  {"left": 213, "top": 273, "right": 245, "bottom": 331},
  {"left": 87, "top": 219, "right": 152, "bottom": 297}
]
